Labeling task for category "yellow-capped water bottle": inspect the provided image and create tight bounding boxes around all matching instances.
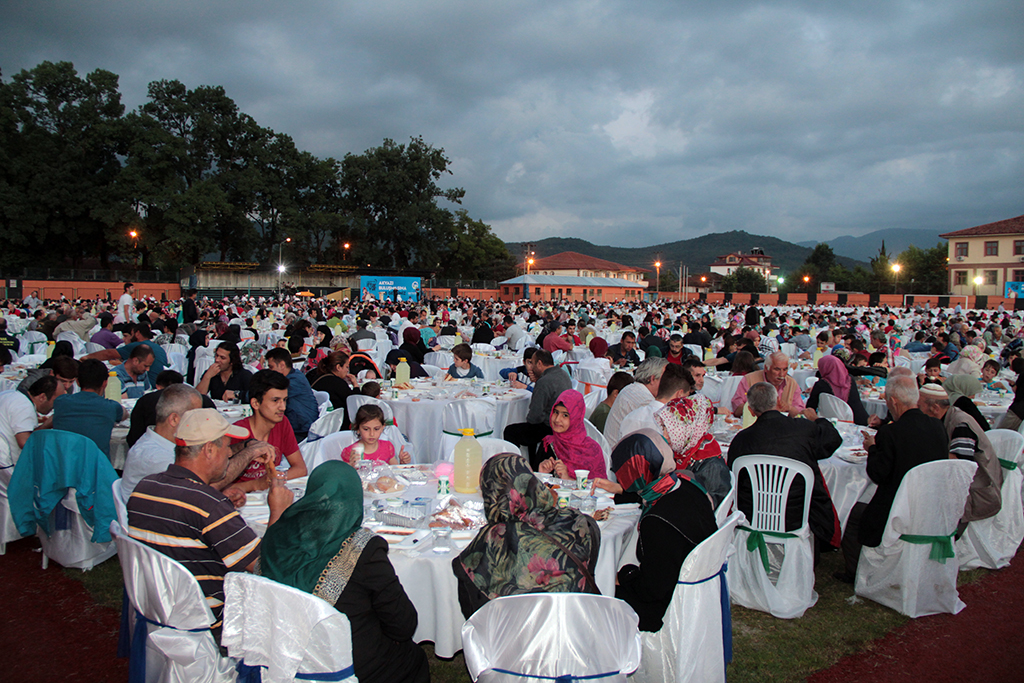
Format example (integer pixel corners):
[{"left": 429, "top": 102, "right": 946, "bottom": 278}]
[
  {"left": 45, "top": 341, "right": 55, "bottom": 359},
  {"left": 105, "top": 371, "right": 122, "bottom": 401},
  {"left": 395, "top": 357, "right": 411, "bottom": 386},
  {"left": 453, "top": 428, "right": 483, "bottom": 494}
]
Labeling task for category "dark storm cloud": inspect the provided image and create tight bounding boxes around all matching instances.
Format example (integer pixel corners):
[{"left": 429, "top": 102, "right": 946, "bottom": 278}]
[{"left": 3, "top": 0, "right": 1021, "bottom": 247}]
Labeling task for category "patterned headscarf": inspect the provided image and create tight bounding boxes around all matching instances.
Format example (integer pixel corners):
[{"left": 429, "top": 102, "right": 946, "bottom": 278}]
[
  {"left": 653, "top": 393, "right": 721, "bottom": 471},
  {"left": 610, "top": 429, "right": 695, "bottom": 517},
  {"left": 541, "top": 390, "right": 607, "bottom": 478},
  {"left": 456, "top": 454, "right": 599, "bottom": 601}
]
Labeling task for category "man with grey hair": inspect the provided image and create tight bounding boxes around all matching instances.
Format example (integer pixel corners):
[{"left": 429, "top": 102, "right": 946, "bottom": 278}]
[
  {"left": 604, "top": 357, "right": 669, "bottom": 446},
  {"left": 121, "top": 385, "right": 274, "bottom": 501},
  {"left": 917, "top": 383, "right": 1002, "bottom": 530},
  {"left": 729, "top": 382, "right": 844, "bottom": 551},
  {"left": 836, "top": 375, "right": 948, "bottom": 582},
  {"left": 731, "top": 351, "right": 806, "bottom": 418}
]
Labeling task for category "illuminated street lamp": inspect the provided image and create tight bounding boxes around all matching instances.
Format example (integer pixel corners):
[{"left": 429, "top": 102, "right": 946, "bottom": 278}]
[
  {"left": 276, "top": 237, "right": 291, "bottom": 298},
  {"left": 973, "top": 274, "right": 983, "bottom": 298},
  {"left": 526, "top": 254, "right": 535, "bottom": 274},
  {"left": 655, "top": 260, "right": 661, "bottom": 297},
  {"left": 342, "top": 242, "right": 351, "bottom": 261},
  {"left": 892, "top": 262, "right": 902, "bottom": 294}
]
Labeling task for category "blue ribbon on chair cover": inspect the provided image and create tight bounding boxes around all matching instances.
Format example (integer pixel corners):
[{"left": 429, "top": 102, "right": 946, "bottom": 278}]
[
  {"left": 129, "top": 609, "right": 212, "bottom": 683},
  {"left": 490, "top": 669, "right": 620, "bottom": 682},
  {"left": 738, "top": 525, "right": 797, "bottom": 573},
  {"left": 53, "top": 501, "right": 71, "bottom": 531},
  {"left": 236, "top": 661, "right": 356, "bottom": 682},
  {"left": 117, "top": 590, "right": 132, "bottom": 658},
  {"left": 900, "top": 532, "right": 956, "bottom": 563},
  {"left": 678, "top": 562, "right": 732, "bottom": 664}
]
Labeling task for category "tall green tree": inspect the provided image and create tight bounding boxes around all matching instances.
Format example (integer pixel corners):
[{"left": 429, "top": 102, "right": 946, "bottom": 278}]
[
  {"left": 340, "top": 136, "right": 465, "bottom": 270},
  {"left": 441, "top": 209, "right": 514, "bottom": 280},
  {"left": 720, "top": 267, "right": 767, "bottom": 293}
]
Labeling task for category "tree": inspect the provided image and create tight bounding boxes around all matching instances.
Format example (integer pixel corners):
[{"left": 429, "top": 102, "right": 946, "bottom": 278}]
[
  {"left": 0, "top": 61, "right": 129, "bottom": 268},
  {"left": 441, "top": 210, "right": 514, "bottom": 280},
  {"left": 894, "top": 243, "right": 948, "bottom": 294},
  {"left": 339, "top": 136, "right": 465, "bottom": 270},
  {"left": 720, "top": 267, "right": 767, "bottom": 293},
  {"left": 806, "top": 243, "right": 838, "bottom": 280}
]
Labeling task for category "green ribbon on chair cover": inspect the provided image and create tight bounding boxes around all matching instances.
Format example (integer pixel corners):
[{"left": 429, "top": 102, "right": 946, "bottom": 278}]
[
  {"left": 899, "top": 532, "right": 956, "bottom": 563},
  {"left": 738, "top": 525, "right": 798, "bottom": 573},
  {"left": 998, "top": 458, "right": 1017, "bottom": 471}
]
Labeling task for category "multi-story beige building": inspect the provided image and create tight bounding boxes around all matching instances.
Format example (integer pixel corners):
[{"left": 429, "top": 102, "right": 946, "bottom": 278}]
[
  {"left": 940, "top": 214, "right": 1024, "bottom": 297},
  {"left": 708, "top": 248, "right": 776, "bottom": 281}
]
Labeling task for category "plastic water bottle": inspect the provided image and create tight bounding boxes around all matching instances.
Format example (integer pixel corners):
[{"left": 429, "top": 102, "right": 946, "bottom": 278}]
[
  {"left": 105, "top": 371, "right": 122, "bottom": 401},
  {"left": 395, "top": 357, "right": 411, "bottom": 385},
  {"left": 453, "top": 428, "right": 483, "bottom": 494}
]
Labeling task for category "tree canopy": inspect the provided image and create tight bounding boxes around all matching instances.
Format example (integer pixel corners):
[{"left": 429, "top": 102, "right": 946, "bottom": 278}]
[
  {"left": 783, "top": 240, "right": 949, "bottom": 294},
  {"left": 720, "top": 267, "right": 767, "bottom": 293},
  {"left": 0, "top": 61, "right": 511, "bottom": 279}
]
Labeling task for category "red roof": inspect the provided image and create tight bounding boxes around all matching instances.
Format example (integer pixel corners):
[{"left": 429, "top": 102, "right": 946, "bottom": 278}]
[
  {"left": 939, "top": 214, "right": 1024, "bottom": 238},
  {"left": 521, "top": 251, "right": 649, "bottom": 273},
  {"left": 710, "top": 253, "right": 774, "bottom": 268}
]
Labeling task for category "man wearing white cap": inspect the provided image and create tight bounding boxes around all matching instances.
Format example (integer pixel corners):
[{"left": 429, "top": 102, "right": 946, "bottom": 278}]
[
  {"left": 127, "top": 408, "right": 293, "bottom": 633},
  {"left": 917, "top": 382, "right": 1002, "bottom": 530}
]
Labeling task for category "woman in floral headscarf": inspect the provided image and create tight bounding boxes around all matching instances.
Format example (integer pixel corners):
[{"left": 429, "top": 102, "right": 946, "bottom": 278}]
[
  {"left": 653, "top": 394, "right": 731, "bottom": 507},
  {"left": 453, "top": 453, "right": 600, "bottom": 619},
  {"left": 609, "top": 430, "right": 717, "bottom": 632},
  {"left": 946, "top": 343, "right": 985, "bottom": 377}
]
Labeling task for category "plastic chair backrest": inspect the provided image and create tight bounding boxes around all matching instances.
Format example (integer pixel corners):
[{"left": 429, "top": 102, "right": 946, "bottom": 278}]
[
  {"left": 356, "top": 338, "right": 376, "bottom": 351},
  {"left": 583, "top": 389, "right": 604, "bottom": 419},
  {"left": 223, "top": 573, "right": 355, "bottom": 683},
  {"left": 685, "top": 344, "right": 702, "bottom": 359},
  {"left": 307, "top": 431, "right": 358, "bottom": 470},
  {"left": 346, "top": 395, "right": 394, "bottom": 424},
  {"left": 731, "top": 455, "right": 813, "bottom": 534},
  {"left": 308, "top": 409, "right": 348, "bottom": 441},
  {"left": 987, "top": 429, "right": 1024, "bottom": 467},
  {"left": 442, "top": 399, "right": 497, "bottom": 437},
  {"left": 817, "top": 392, "right": 854, "bottom": 422},
  {"left": 583, "top": 419, "right": 613, "bottom": 482},
  {"left": 462, "top": 593, "right": 641, "bottom": 682}
]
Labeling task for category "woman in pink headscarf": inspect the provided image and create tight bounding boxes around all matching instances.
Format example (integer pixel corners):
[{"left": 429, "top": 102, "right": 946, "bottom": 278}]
[
  {"left": 537, "top": 390, "right": 607, "bottom": 479},
  {"left": 807, "top": 354, "right": 869, "bottom": 425}
]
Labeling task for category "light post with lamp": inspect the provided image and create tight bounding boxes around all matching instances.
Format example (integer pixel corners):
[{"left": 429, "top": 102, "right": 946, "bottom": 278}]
[
  {"left": 655, "top": 260, "right": 661, "bottom": 298},
  {"left": 892, "top": 263, "right": 901, "bottom": 294},
  {"left": 342, "top": 242, "right": 350, "bottom": 261},
  {"left": 973, "top": 275, "right": 983, "bottom": 300},
  {"left": 276, "top": 237, "right": 291, "bottom": 298}
]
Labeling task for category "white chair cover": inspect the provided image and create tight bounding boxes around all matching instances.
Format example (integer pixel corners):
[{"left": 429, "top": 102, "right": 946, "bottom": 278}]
[
  {"left": 19, "top": 330, "right": 48, "bottom": 356},
  {"left": 583, "top": 389, "right": 605, "bottom": 419},
  {"left": 443, "top": 437, "right": 522, "bottom": 463},
  {"left": 438, "top": 399, "right": 498, "bottom": 461},
  {"left": 162, "top": 343, "right": 189, "bottom": 356},
  {"left": 85, "top": 341, "right": 106, "bottom": 354},
  {"left": 356, "top": 338, "right": 376, "bottom": 351},
  {"left": 490, "top": 336, "right": 507, "bottom": 349},
  {"left": 223, "top": 574, "right": 356, "bottom": 683},
  {"left": 804, "top": 376, "right": 817, "bottom": 390},
  {"left": 576, "top": 366, "right": 608, "bottom": 395},
  {"left": 699, "top": 374, "right": 723, "bottom": 406},
  {"left": 307, "top": 408, "right": 348, "bottom": 441},
  {"left": 422, "top": 364, "right": 445, "bottom": 378},
  {"left": 304, "top": 431, "right": 358, "bottom": 471},
  {"left": 956, "top": 429, "right": 1024, "bottom": 569},
  {"left": 684, "top": 344, "right": 702, "bottom": 359},
  {"left": 342, "top": 395, "right": 412, "bottom": 460},
  {"left": 471, "top": 343, "right": 493, "bottom": 353},
  {"left": 436, "top": 335, "right": 459, "bottom": 349},
  {"left": 313, "top": 390, "right": 331, "bottom": 408},
  {"left": 855, "top": 459, "right": 977, "bottom": 617},
  {"left": 113, "top": 524, "right": 237, "bottom": 683},
  {"left": 584, "top": 419, "right": 614, "bottom": 483},
  {"left": 193, "top": 356, "right": 215, "bottom": 383},
  {"left": 56, "top": 331, "right": 86, "bottom": 355},
  {"left": 727, "top": 455, "right": 817, "bottom": 619},
  {"left": 0, "top": 473, "right": 24, "bottom": 554},
  {"left": 112, "top": 478, "right": 129, "bottom": 531},
  {"left": 715, "top": 471, "right": 738, "bottom": 528},
  {"left": 513, "top": 335, "right": 534, "bottom": 352},
  {"left": 461, "top": 593, "right": 641, "bottom": 682},
  {"left": 718, "top": 375, "right": 743, "bottom": 411},
  {"left": 166, "top": 352, "right": 187, "bottom": 375},
  {"left": 632, "top": 511, "right": 742, "bottom": 683},
  {"left": 816, "top": 392, "right": 854, "bottom": 422}
]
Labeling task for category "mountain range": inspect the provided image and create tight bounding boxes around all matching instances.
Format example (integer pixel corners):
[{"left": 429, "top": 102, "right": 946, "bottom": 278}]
[
  {"left": 505, "top": 231, "right": 866, "bottom": 276},
  {"left": 796, "top": 228, "right": 945, "bottom": 262}
]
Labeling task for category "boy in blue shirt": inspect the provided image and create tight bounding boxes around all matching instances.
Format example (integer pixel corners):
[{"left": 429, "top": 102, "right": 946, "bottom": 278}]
[{"left": 445, "top": 343, "right": 485, "bottom": 380}]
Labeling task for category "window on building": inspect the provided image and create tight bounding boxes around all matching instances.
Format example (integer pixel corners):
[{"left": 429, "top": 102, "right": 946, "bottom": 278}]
[
  {"left": 503, "top": 287, "right": 509, "bottom": 295},
  {"left": 514, "top": 286, "right": 520, "bottom": 296},
  {"left": 1012, "top": 271, "right": 1024, "bottom": 283},
  {"left": 985, "top": 241, "right": 999, "bottom": 256},
  {"left": 954, "top": 271, "right": 967, "bottom": 285},
  {"left": 565, "top": 288, "right": 572, "bottom": 296},
  {"left": 985, "top": 270, "right": 998, "bottom": 285},
  {"left": 597, "top": 289, "right": 603, "bottom": 297},
  {"left": 535, "top": 287, "right": 541, "bottom": 295},
  {"left": 955, "top": 242, "right": 969, "bottom": 257},
  {"left": 1016, "top": 241, "right": 1024, "bottom": 256}
]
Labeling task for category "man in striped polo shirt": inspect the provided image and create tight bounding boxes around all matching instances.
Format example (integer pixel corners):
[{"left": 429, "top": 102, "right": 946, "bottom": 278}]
[{"left": 127, "top": 408, "right": 293, "bottom": 633}]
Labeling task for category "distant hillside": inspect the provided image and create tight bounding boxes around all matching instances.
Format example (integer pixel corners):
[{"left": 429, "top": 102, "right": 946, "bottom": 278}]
[
  {"left": 797, "top": 228, "right": 945, "bottom": 262},
  {"left": 505, "top": 231, "right": 866, "bottom": 276}
]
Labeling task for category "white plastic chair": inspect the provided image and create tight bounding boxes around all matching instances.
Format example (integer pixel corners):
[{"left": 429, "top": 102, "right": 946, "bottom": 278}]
[
  {"left": 956, "top": 430, "right": 1024, "bottom": 570},
  {"left": 727, "top": 455, "right": 817, "bottom": 619},
  {"left": 816, "top": 392, "right": 854, "bottom": 422},
  {"left": 304, "top": 431, "right": 358, "bottom": 471},
  {"left": 438, "top": 399, "right": 498, "bottom": 461},
  {"left": 780, "top": 343, "right": 798, "bottom": 359},
  {"left": 223, "top": 573, "right": 357, "bottom": 683},
  {"left": 472, "top": 343, "right": 493, "bottom": 354},
  {"left": 576, "top": 366, "right": 608, "bottom": 396},
  {"left": 422, "top": 364, "right": 445, "bottom": 378},
  {"left": 856, "top": 459, "right": 977, "bottom": 616},
  {"left": 193, "top": 356, "right": 215, "bottom": 384},
  {"left": 166, "top": 351, "right": 187, "bottom": 375},
  {"left": 313, "top": 390, "right": 330, "bottom": 408},
  {"left": 112, "top": 524, "right": 238, "bottom": 683},
  {"left": 307, "top": 408, "right": 348, "bottom": 441},
  {"left": 699, "top": 373, "right": 723, "bottom": 406},
  {"left": 19, "top": 330, "right": 48, "bottom": 356},
  {"left": 162, "top": 343, "right": 189, "bottom": 356},
  {"left": 355, "top": 338, "right": 376, "bottom": 351},
  {"left": 632, "top": 511, "right": 742, "bottom": 683},
  {"left": 584, "top": 418, "right": 614, "bottom": 483},
  {"left": 56, "top": 331, "right": 86, "bottom": 355},
  {"left": 490, "top": 336, "right": 507, "bottom": 349},
  {"left": 715, "top": 471, "right": 738, "bottom": 528},
  {"left": 111, "top": 479, "right": 129, "bottom": 531},
  {"left": 462, "top": 593, "right": 641, "bottom": 682},
  {"left": 804, "top": 376, "right": 817, "bottom": 390}
]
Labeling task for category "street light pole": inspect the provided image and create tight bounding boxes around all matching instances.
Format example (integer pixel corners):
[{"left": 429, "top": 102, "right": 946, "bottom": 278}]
[
  {"left": 655, "top": 259, "right": 661, "bottom": 299},
  {"left": 892, "top": 263, "right": 901, "bottom": 294},
  {"left": 277, "top": 237, "right": 291, "bottom": 298}
]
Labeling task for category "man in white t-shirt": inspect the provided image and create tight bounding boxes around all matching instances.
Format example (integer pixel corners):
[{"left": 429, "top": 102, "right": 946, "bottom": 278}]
[
  {"left": 117, "top": 282, "right": 135, "bottom": 324},
  {"left": 0, "top": 377, "right": 62, "bottom": 486},
  {"left": 603, "top": 358, "right": 667, "bottom": 446},
  {"left": 617, "top": 364, "right": 693, "bottom": 440},
  {"left": 121, "top": 384, "right": 202, "bottom": 499}
]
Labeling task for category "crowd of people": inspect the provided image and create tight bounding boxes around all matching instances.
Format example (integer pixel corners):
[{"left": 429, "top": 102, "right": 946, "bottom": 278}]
[{"left": 2, "top": 287, "right": 1023, "bottom": 681}]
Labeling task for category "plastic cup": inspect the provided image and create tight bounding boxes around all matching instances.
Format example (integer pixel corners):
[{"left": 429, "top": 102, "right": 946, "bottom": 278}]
[
  {"left": 431, "top": 527, "right": 452, "bottom": 554},
  {"left": 575, "top": 469, "right": 590, "bottom": 490}
]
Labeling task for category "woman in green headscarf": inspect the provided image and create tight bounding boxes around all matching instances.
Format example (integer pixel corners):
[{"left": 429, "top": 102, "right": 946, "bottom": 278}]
[
  {"left": 260, "top": 461, "right": 429, "bottom": 683},
  {"left": 944, "top": 375, "right": 991, "bottom": 431}
]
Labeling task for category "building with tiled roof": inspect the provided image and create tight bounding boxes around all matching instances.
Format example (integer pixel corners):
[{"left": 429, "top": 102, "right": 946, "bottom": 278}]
[
  {"left": 940, "top": 214, "right": 1024, "bottom": 297},
  {"left": 505, "top": 251, "right": 650, "bottom": 302},
  {"left": 517, "top": 251, "right": 649, "bottom": 285},
  {"left": 708, "top": 248, "right": 777, "bottom": 281}
]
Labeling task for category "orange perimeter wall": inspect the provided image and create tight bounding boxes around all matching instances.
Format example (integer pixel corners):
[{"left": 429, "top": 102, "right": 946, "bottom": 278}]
[{"left": 22, "top": 280, "right": 181, "bottom": 302}]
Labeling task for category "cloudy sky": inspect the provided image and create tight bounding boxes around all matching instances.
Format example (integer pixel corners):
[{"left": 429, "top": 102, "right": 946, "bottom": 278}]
[{"left": 4, "top": 0, "right": 1022, "bottom": 247}]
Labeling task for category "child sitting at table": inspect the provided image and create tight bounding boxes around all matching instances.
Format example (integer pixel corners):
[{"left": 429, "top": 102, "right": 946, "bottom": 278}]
[
  {"left": 981, "top": 359, "right": 1012, "bottom": 392},
  {"left": 445, "top": 343, "right": 485, "bottom": 380},
  {"left": 341, "top": 404, "right": 411, "bottom": 465},
  {"left": 360, "top": 381, "right": 381, "bottom": 398},
  {"left": 919, "top": 357, "right": 944, "bottom": 387}
]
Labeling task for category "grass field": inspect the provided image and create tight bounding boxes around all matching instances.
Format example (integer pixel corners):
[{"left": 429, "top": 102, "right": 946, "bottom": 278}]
[{"left": 68, "top": 548, "right": 990, "bottom": 683}]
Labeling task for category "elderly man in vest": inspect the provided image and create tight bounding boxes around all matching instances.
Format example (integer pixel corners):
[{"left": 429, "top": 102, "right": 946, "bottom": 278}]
[
  {"left": 731, "top": 351, "right": 806, "bottom": 418},
  {"left": 917, "top": 383, "right": 1002, "bottom": 533}
]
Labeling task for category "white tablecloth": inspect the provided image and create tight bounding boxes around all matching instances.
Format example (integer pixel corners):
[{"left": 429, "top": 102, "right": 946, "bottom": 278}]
[
  {"left": 862, "top": 393, "right": 1011, "bottom": 422},
  {"left": 384, "top": 388, "right": 531, "bottom": 463},
  {"left": 239, "top": 473, "right": 640, "bottom": 659},
  {"left": 422, "top": 351, "right": 521, "bottom": 382}
]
